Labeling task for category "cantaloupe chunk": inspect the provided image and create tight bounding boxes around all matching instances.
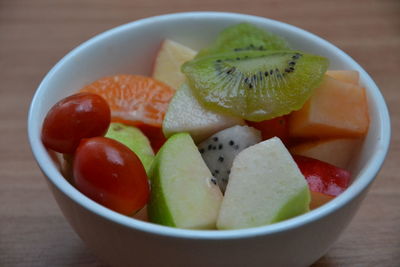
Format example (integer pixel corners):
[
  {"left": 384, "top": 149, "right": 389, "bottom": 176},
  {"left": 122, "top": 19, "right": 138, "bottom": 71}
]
[
  {"left": 289, "top": 75, "right": 369, "bottom": 138},
  {"left": 310, "top": 191, "right": 334, "bottom": 210},
  {"left": 133, "top": 206, "right": 148, "bottom": 222},
  {"left": 152, "top": 39, "right": 197, "bottom": 90},
  {"left": 326, "top": 70, "right": 359, "bottom": 85},
  {"left": 290, "top": 138, "right": 361, "bottom": 169}
]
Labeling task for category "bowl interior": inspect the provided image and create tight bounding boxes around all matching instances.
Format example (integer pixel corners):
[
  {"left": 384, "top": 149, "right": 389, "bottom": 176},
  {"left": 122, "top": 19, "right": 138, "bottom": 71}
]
[{"left": 28, "top": 12, "right": 390, "bottom": 238}]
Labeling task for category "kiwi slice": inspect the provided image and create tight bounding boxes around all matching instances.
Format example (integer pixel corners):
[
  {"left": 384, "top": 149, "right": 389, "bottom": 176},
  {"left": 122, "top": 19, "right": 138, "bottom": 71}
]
[
  {"left": 196, "top": 23, "right": 290, "bottom": 58},
  {"left": 182, "top": 50, "right": 329, "bottom": 121}
]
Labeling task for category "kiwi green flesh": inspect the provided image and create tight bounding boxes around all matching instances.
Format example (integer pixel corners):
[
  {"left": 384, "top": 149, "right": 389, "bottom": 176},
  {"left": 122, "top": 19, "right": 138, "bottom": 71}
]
[
  {"left": 182, "top": 50, "right": 329, "bottom": 121},
  {"left": 196, "top": 23, "right": 290, "bottom": 58}
]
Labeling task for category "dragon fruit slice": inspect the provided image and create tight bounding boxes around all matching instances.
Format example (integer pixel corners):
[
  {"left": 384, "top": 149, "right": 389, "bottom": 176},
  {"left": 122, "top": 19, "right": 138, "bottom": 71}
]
[{"left": 198, "top": 125, "right": 261, "bottom": 193}]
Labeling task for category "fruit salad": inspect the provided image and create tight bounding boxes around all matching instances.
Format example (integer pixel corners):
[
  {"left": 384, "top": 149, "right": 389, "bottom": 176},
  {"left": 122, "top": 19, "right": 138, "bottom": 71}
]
[{"left": 41, "top": 23, "right": 369, "bottom": 230}]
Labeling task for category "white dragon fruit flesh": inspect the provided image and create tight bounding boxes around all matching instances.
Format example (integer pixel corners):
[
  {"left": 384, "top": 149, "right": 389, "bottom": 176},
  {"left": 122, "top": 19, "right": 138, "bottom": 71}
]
[{"left": 198, "top": 125, "right": 261, "bottom": 193}]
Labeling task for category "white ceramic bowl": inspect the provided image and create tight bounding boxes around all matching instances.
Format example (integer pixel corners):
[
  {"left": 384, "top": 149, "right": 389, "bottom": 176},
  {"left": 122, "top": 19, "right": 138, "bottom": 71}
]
[{"left": 28, "top": 12, "right": 390, "bottom": 266}]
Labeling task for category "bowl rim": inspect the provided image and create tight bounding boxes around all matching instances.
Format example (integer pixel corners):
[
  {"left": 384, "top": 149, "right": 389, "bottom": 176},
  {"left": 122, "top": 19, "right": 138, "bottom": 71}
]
[{"left": 28, "top": 11, "right": 391, "bottom": 240}]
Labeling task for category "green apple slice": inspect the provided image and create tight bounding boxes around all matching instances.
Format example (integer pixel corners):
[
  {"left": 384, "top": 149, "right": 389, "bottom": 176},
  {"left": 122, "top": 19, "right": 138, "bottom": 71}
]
[
  {"left": 162, "top": 83, "right": 244, "bottom": 143},
  {"left": 217, "top": 137, "right": 310, "bottom": 229},
  {"left": 105, "top": 122, "right": 154, "bottom": 173},
  {"left": 148, "top": 133, "right": 223, "bottom": 229}
]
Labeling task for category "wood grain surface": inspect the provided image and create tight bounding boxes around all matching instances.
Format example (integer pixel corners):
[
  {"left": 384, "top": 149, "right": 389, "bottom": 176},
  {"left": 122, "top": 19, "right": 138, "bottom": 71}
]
[{"left": 0, "top": 0, "right": 399, "bottom": 266}]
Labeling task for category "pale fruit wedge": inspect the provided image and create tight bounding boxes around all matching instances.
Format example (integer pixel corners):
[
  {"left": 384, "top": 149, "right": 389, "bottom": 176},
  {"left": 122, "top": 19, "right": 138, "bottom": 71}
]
[
  {"left": 152, "top": 39, "right": 197, "bottom": 90},
  {"left": 105, "top": 123, "right": 154, "bottom": 173},
  {"left": 290, "top": 138, "right": 361, "bottom": 169},
  {"left": 61, "top": 154, "right": 74, "bottom": 181},
  {"left": 147, "top": 133, "right": 223, "bottom": 229},
  {"left": 217, "top": 137, "right": 310, "bottom": 230},
  {"left": 289, "top": 75, "right": 369, "bottom": 138},
  {"left": 52, "top": 152, "right": 73, "bottom": 182},
  {"left": 162, "top": 83, "right": 244, "bottom": 143},
  {"left": 326, "top": 70, "right": 359, "bottom": 85}
]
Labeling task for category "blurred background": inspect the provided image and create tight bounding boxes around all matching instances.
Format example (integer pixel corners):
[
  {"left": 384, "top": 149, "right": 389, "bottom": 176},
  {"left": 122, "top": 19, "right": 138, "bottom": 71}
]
[{"left": 0, "top": 0, "right": 399, "bottom": 266}]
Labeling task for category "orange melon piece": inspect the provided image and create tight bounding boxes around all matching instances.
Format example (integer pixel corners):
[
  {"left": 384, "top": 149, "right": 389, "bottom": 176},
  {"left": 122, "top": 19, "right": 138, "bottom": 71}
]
[
  {"left": 152, "top": 39, "right": 197, "bottom": 90},
  {"left": 133, "top": 206, "right": 148, "bottom": 222},
  {"left": 289, "top": 75, "right": 369, "bottom": 138},
  {"left": 326, "top": 70, "right": 359, "bottom": 85},
  {"left": 310, "top": 191, "right": 334, "bottom": 210},
  {"left": 290, "top": 138, "right": 361, "bottom": 169}
]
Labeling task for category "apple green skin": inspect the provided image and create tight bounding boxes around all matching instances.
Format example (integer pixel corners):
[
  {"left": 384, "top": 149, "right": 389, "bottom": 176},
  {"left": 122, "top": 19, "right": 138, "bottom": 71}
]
[
  {"left": 147, "top": 132, "right": 222, "bottom": 229},
  {"left": 147, "top": 147, "right": 175, "bottom": 227},
  {"left": 270, "top": 187, "right": 310, "bottom": 224},
  {"left": 147, "top": 133, "right": 183, "bottom": 227},
  {"left": 105, "top": 123, "right": 154, "bottom": 173}
]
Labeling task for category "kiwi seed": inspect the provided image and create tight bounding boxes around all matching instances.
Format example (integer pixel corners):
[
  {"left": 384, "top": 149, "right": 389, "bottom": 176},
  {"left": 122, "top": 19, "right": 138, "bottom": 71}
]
[
  {"left": 213, "top": 52, "right": 303, "bottom": 86},
  {"left": 215, "top": 51, "right": 302, "bottom": 89}
]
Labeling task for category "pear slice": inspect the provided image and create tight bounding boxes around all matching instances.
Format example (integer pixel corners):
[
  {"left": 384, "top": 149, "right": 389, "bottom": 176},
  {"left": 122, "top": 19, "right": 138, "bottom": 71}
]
[
  {"left": 152, "top": 39, "right": 197, "bottom": 90},
  {"left": 162, "top": 83, "right": 244, "bottom": 143},
  {"left": 105, "top": 123, "right": 154, "bottom": 173},
  {"left": 148, "top": 133, "right": 223, "bottom": 229},
  {"left": 217, "top": 137, "right": 310, "bottom": 230}
]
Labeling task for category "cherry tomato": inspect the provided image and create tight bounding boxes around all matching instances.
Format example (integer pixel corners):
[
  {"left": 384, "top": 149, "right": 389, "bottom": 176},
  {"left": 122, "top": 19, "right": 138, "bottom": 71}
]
[
  {"left": 73, "top": 137, "right": 149, "bottom": 215},
  {"left": 293, "top": 155, "right": 350, "bottom": 196},
  {"left": 246, "top": 115, "right": 290, "bottom": 146},
  {"left": 41, "top": 93, "right": 111, "bottom": 154}
]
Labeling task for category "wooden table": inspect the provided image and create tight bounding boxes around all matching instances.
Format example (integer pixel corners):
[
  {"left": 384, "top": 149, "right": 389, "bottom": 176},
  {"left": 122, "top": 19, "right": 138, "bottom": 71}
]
[{"left": 1, "top": 0, "right": 399, "bottom": 266}]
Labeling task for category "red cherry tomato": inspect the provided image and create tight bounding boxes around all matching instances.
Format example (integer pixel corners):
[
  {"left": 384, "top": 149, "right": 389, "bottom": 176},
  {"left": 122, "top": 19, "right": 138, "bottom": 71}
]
[
  {"left": 246, "top": 115, "right": 290, "bottom": 146},
  {"left": 41, "top": 93, "right": 111, "bottom": 154},
  {"left": 73, "top": 137, "right": 149, "bottom": 215},
  {"left": 293, "top": 155, "right": 351, "bottom": 196}
]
